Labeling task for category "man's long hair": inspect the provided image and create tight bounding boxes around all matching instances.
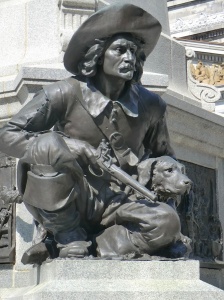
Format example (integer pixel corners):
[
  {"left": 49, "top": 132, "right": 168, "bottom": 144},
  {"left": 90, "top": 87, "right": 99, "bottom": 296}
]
[{"left": 78, "top": 33, "right": 146, "bottom": 84}]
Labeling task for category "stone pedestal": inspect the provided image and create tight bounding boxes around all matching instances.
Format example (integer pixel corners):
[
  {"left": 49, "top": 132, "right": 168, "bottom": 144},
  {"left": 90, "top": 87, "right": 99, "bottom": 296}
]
[{"left": 1, "top": 260, "right": 224, "bottom": 300}]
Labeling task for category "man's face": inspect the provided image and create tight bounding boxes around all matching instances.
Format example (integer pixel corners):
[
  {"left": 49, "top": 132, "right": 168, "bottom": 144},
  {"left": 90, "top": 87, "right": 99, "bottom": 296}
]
[{"left": 102, "top": 34, "right": 137, "bottom": 81}]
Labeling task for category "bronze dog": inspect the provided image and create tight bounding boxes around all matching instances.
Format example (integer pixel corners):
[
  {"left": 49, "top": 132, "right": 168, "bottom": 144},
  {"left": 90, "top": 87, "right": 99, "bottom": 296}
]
[
  {"left": 138, "top": 156, "right": 192, "bottom": 202},
  {"left": 138, "top": 156, "right": 192, "bottom": 257}
]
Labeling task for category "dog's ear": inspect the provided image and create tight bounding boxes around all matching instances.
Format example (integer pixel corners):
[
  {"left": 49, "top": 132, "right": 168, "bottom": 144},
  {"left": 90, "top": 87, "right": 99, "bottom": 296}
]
[{"left": 137, "top": 158, "right": 157, "bottom": 186}]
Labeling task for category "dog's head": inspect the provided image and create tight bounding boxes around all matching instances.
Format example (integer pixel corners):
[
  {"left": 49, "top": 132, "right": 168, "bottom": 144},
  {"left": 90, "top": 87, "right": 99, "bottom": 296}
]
[{"left": 137, "top": 156, "right": 192, "bottom": 198}]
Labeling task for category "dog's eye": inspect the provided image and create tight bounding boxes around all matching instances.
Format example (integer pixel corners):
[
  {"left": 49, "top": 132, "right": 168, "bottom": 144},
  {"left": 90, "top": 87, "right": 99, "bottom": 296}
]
[
  {"left": 165, "top": 168, "right": 173, "bottom": 173},
  {"left": 181, "top": 167, "right": 185, "bottom": 174}
]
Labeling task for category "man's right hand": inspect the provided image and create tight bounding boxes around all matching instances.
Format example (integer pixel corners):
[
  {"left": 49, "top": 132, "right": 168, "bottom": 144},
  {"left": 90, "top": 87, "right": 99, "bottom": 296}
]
[
  {"left": 64, "top": 138, "right": 98, "bottom": 169},
  {"left": 21, "top": 132, "right": 85, "bottom": 179}
]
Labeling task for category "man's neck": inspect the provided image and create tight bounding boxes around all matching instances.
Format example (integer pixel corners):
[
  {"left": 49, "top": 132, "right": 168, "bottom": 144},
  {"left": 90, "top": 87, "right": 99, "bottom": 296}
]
[{"left": 92, "top": 72, "right": 127, "bottom": 101}]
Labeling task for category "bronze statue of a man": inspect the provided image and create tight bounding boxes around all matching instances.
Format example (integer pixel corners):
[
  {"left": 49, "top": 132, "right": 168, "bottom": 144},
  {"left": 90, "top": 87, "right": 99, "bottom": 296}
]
[{"left": 0, "top": 4, "right": 188, "bottom": 260}]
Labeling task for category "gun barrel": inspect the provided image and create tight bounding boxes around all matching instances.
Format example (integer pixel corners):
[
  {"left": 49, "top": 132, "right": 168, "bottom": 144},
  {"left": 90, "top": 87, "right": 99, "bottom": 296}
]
[{"left": 109, "top": 164, "right": 157, "bottom": 202}]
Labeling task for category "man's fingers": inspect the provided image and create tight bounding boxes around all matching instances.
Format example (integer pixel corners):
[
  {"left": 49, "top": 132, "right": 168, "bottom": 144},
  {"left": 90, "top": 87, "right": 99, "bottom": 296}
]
[
  {"left": 64, "top": 138, "right": 98, "bottom": 168},
  {"left": 84, "top": 147, "right": 98, "bottom": 167}
]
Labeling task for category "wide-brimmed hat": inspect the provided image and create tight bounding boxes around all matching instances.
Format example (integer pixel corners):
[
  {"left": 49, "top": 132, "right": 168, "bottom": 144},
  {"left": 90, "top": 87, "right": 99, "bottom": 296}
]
[{"left": 64, "top": 4, "right": 162, "bottom": 75}]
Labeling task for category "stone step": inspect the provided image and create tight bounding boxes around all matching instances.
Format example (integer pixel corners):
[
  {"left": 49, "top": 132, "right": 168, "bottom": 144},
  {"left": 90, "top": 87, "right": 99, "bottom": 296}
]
[
  {"left": 1, "top": 259, "right": 224, "bottom": 300},
  {"left": 2, "top": 279, "right": 224, "bottom": 300},
  {"left": 37, "top": 259, "right": 200, "bottom": 282}
]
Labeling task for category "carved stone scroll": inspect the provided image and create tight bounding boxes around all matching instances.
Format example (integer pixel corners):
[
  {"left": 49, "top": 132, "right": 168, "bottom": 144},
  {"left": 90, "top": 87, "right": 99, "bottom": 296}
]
[{"left": 186, "top": 51, "right": 222, "bottom": 111}]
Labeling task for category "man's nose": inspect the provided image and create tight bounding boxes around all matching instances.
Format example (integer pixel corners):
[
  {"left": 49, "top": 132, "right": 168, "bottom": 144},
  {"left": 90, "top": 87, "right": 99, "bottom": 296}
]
[{"left": 124, "top": 50, "right": 135, "bottom": 62}]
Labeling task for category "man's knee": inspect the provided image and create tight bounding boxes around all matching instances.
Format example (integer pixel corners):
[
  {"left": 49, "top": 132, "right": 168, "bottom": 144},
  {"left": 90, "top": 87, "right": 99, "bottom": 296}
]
[
  {"left": 155, "top": 203, "right": 181, "bottom": 238},
  {"left": 20, "top": 132, "right": 80, "bottom": 210},
  {"left": 29, "top": 132, "right": 73, "bottom": 167},
  {"left": 141, "top": 203, "right": 181, "bottom": 253},
  {"left": 116, "top": 200, "right": 180, "bottom": 233},
  {"left": 116, "top": 201, "right": 181, "bottom": 253}
]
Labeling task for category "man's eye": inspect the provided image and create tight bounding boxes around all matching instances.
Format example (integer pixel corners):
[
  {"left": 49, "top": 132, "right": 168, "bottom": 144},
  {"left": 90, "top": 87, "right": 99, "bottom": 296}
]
[{"left": 116, "top": 47, "right": 123, "bottom": 53}]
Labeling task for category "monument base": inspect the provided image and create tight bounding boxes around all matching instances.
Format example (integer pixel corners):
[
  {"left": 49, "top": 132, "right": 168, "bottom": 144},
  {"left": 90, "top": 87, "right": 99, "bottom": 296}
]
[{"left": 1, "top": 259, "right": 224, "bottom": 300}]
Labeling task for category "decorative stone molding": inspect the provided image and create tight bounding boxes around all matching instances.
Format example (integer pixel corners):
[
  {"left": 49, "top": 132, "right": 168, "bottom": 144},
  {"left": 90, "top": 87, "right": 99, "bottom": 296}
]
[
  {"left": 183, "top": 28, "right": 224, "bottom": 42},
  {"left": 167, "top": 0, "right": 197, "bottom": 8},
  {"left": 59, "top": 0, "right": 96, "bottom": 51},
  {"left": 186, "top": 50, "right": 222, "bottom": 112},
  {"left": 186, "top": 48, "right": 196, "bottom": 59},
  {"left": 196, "top": 53, "right": 223, "bottom": 64},
  {"left": 58, "top": 0, "right": 95, "bottom": 9},
  {"left": 178, "top": 41, "right": 224, "bottom": 65},
  {"left": 170, "top": 12, "right": 224, "bottom": 35}
]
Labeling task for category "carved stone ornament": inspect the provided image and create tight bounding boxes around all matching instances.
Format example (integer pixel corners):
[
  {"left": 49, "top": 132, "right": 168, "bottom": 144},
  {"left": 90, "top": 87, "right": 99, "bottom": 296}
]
[
  {"left": 0, "top": 155, "right": 17, "bottom": 263},
  {"left": 171, "top": 12, "right": 224, "bottom": 35},
  {"left": 186, "top": 50, "right": 222, "bottom": 111},
  {"left": 58, "top": 0, "right": 95, "bottom": 52},
  {"left": 178, "top": 161, "right": 223, "bottom": 262},
  {"left": 190, "top": 61, "right": 224, "bottom": 87}
]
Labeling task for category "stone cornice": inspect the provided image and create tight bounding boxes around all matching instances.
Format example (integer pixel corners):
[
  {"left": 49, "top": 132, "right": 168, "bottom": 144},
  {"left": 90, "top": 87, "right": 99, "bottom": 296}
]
[
  {"left": 167, "top": 0, "right": 197, "bottom": 8},
  {"left": 58, "top": 0, "right": 96, "bottom": 9},
  {"left": 178, "top": 40, "right": 224, "bottom": 65},
  {"left": 180, "top": 40, "right": 224, "bottom": 55},
  {"left": 170, "top": 11, "right": 224, "bottom": 36}
]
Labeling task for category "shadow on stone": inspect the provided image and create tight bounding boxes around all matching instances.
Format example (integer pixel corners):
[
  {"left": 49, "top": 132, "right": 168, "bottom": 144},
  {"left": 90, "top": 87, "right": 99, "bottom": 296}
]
[{"left": 16, "top": 216, "right": 34, "bottom": 243}]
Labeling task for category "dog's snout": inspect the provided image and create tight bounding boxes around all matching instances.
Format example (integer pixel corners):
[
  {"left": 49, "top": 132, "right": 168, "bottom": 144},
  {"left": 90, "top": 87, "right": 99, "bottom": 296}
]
[{"left": 183, "top": 179, "right": 192, "bottom": 186}]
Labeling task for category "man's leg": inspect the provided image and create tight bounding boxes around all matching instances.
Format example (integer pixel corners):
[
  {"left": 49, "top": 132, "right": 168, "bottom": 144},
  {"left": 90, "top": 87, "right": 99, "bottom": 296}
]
[
  {"left": 96, "top": 200, "right": 181, "bottom": 257},
  {"left": 19, "top": 132, "right": 91, "bottom": 258}
]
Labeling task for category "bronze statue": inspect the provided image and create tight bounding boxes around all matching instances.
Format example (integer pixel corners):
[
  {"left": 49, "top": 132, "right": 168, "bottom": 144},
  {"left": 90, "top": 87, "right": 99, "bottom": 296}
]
[{"left": 0, "top": 4, "right": 191, "bottom": 262}]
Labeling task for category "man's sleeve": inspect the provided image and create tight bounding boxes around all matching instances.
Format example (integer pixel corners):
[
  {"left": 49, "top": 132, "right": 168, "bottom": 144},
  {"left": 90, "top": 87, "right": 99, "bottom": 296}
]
[
  {"left": 0, "top": 83, "right": 63, "bottom": 158},
  {"left": 143, "top": 113, "right": 175, "bottom": 159}
]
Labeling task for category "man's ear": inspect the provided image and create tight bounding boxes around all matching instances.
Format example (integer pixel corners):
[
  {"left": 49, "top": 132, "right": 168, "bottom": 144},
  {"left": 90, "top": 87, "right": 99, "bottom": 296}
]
[{"left": 137, "top": 158, "right": 157, "bottom": 186}]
